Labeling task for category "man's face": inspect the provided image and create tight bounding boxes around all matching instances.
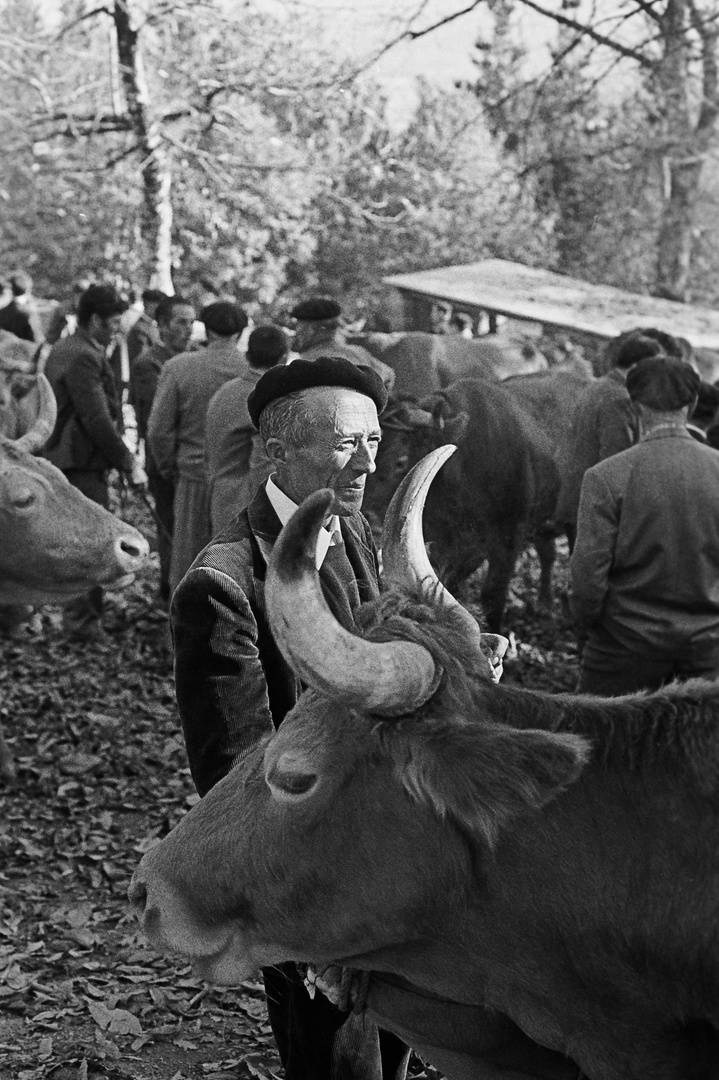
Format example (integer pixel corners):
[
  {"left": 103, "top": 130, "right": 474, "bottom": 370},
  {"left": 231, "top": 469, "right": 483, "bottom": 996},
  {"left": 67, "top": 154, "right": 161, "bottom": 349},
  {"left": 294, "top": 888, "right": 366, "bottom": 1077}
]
[
  {"left": 276, "top": 388, "right": 381, "bottom": 516},
  {"left": 161, "top": 305, "right": 195, "bottom": 354},
  {"left": 91, "top": 313, "right": 123, "bottom": 348}
]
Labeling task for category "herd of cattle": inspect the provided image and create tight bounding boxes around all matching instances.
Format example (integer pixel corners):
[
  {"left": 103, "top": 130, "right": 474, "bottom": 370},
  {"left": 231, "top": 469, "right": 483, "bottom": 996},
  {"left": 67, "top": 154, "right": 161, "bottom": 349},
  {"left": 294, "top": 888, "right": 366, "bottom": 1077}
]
[{"left": 3, "top": 329, "right": 719, "bottom": 1079}]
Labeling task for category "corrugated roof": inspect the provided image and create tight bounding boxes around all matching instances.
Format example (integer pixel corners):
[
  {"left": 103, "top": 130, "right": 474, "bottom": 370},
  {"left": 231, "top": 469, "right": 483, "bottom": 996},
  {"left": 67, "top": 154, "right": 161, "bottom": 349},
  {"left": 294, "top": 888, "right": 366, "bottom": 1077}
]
[{"left": 383, "top": 260, "right": 719, "bottom": 349}]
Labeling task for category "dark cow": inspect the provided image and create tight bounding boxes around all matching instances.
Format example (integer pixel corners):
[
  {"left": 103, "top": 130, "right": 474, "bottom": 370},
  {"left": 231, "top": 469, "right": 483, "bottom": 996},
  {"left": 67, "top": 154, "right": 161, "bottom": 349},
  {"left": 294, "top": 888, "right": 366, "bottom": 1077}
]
[
  {"left": 347, "top": 330, "right": 548, "bottom": 397},
  {"left": 0, "top": 374, "right": 149, "bottom": 782},
  {"left": 132, "top": 451, "right": 719, "bottom": 1080},
  {"left": 364, "top": 377, "right": 564, "bottom": 632}
]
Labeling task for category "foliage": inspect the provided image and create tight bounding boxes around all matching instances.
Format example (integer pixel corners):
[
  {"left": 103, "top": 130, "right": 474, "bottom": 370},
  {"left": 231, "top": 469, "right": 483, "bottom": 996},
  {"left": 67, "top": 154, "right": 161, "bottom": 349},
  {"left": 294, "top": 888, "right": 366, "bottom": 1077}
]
[
  {"left": 467, "top": 0, "right": 719, "bottom": 303},
  {"left": 0, "top": 0, "right": 547, "bottom": 314}
]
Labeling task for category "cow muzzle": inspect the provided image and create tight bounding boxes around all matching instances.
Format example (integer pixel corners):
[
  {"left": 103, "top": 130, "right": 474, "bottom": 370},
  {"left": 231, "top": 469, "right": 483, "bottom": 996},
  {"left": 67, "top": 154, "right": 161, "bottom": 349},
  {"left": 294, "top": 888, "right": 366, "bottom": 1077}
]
[{"left": 128, "top": 864, "right": 255, "bottom": 985}]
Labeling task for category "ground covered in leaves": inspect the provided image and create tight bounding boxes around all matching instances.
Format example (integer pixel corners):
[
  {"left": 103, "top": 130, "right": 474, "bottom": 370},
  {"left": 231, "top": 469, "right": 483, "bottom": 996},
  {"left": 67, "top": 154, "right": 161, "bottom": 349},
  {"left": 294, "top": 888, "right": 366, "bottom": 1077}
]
[{"left": 0, "top": 492, "right": 580, "bottom": 1080}]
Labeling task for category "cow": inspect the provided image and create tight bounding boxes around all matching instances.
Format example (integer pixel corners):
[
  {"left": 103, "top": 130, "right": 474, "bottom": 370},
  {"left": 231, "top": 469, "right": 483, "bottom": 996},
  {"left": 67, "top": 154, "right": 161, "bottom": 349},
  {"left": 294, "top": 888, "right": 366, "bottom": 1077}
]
[
  {"left": 131, "top": 449, "right": 719, "bottom": 1080},
  {"left": 363, "top": 376, "right": 566, "bottom": 632},
  {"left": 0, "top": 373, "right": 149, "bottom": 782},
  {"left": 347, "top": 330, "right": 548, "bottom": 397}
]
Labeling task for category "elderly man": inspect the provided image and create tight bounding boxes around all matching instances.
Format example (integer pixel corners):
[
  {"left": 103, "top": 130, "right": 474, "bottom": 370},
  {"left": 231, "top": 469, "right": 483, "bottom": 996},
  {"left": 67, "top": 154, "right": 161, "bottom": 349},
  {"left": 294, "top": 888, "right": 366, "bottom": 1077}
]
[
  {"left": 148, "top": 300, "right": 247, "bottom": 594},
  {"left": 292, "top": 297, "right": 395, "bottom": 392},
  {"left": 570, "top": 355, "right": 719, "bottom": 695},
  {"left": 172, "top": 357, "right": 408, "bottom": 1080}
]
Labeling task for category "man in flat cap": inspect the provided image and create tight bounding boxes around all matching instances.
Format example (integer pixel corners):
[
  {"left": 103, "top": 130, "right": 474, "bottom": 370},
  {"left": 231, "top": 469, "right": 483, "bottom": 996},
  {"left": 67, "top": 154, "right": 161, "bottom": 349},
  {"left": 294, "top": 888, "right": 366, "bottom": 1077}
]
[
  {"left": 291, "top": 296, "right": 396, "bottom": 392},
  {"left": 148, "top": 300, "right": 247, "bottom": 593},
  {"left": 555, "top": 327, "right": 676, "bottom": 547},
  {"left": 570, "top": 355, "right": 719, "bottom": 694},
  {"left": 171, "top": 357, "right": 409, "bottom": 1080}
]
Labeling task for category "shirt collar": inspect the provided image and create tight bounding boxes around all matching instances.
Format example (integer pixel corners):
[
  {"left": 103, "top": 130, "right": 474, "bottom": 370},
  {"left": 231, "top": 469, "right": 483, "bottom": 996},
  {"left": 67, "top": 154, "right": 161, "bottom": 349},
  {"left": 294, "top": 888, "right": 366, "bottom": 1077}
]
[{"left": 265, "top": 475, "right": 342, "bottom": 569}]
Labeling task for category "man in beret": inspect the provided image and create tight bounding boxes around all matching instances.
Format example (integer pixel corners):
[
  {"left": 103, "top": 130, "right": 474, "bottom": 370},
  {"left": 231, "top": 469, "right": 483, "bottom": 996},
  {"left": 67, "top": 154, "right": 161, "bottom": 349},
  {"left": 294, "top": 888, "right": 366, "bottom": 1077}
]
[
  {"left": 171, "top": 357, "right": 408, "bottom": 1080},
  {"left": 291, "top": 296, "right": 396, "bottom": 392},
  {"left": 148, "top": 300, "right": 247, "bottom": 593},
  {"left": 570, "top": 355, "right": 719, "bottom": 694},
  {"left": 554, "top": 327, "right": 678, "bottom": 547}
]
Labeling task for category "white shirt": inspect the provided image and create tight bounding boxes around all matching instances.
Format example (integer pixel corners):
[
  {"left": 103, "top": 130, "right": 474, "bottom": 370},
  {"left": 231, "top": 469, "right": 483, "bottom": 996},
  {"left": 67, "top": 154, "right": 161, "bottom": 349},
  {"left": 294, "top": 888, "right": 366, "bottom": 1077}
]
[{"left": 265, "top": 475, "right": 342, "bottom": 570}]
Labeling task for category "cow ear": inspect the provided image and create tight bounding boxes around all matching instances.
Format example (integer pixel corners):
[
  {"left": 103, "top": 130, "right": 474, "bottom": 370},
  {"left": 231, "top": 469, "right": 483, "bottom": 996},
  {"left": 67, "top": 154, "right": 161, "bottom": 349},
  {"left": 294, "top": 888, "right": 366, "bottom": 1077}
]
[{"left": 392, "top": 722, "right": 590, "bottom": 847}]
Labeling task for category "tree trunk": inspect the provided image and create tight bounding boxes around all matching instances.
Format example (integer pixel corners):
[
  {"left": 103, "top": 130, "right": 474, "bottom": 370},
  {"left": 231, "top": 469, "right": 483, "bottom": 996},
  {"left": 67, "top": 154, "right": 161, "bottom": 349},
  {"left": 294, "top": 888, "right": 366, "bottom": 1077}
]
[
  {"left": 112, "top": 0, "right": 174, "bottom": 294},
  {"left": 654, "top": 0, "right": 719, "bottom": 301}
]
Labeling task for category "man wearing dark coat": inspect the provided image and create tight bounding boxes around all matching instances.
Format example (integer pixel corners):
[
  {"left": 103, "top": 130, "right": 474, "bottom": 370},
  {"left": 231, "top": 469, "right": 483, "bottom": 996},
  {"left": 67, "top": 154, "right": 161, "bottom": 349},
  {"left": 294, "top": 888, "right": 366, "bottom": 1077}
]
[
  {"left": 555, "top": 328, "right": 669, "bottom": 546},
  {"left": 570, "top": 355, "right": 719, "bottom": 695},
  {"left": 44, "top": 284, "right": 146, "bottom": 640},
  {"left": 171, "top": 357, "right": 408, "bottom": 1080}
]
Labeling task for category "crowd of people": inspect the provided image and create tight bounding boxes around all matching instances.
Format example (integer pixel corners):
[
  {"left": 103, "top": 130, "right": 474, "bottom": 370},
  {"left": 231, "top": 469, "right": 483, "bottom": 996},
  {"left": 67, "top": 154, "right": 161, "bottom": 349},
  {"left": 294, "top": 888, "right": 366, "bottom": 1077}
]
[{"left": 3, "top": 269, "right": 719, "bottom": 1079}]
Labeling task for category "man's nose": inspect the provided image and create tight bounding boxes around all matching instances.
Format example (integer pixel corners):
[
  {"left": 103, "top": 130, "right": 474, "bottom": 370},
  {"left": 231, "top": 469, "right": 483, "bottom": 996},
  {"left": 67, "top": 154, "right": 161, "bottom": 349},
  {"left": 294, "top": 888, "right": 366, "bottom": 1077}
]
[{"left": 353, "top": 443, "right": 376, "bottom": 473}]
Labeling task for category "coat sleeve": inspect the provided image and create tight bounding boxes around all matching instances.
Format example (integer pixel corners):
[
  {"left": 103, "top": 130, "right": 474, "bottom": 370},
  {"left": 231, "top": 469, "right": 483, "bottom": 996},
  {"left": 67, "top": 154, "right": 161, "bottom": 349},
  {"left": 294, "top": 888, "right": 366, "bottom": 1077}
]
[
  {"left": 147, "top": 366, "right": 180, "bottom": 479},
  {"left": 63, "top": 348, "right": 133, "bottom": 471},
  {"left": 171, "top": 565, "right": 275, "bottom": 797},
  {"left": 569, "top": 468, "right": 619, "bottom": 630}
]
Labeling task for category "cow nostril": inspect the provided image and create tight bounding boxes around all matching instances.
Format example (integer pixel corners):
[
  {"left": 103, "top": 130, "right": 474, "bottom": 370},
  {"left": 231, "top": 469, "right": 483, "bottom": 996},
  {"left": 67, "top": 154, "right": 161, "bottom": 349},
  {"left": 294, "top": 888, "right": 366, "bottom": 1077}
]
[{"left": 118, "top": 535, "right": 149, "bottom": 562}]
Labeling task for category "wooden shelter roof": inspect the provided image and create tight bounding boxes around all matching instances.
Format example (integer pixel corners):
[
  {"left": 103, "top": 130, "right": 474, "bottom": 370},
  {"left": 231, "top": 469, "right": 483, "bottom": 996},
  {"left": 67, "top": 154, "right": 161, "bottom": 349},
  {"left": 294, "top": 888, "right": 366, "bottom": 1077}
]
[{"left": 383, "top": 259, "right": 719, "bottom": 350}]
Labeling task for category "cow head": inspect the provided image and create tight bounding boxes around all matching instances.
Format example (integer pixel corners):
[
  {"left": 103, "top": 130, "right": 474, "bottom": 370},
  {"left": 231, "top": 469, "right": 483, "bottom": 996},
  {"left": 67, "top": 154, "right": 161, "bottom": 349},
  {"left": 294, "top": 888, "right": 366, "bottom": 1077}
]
[
  {"left": 0, "top": 374, "right": 149, "bottom": 604},
  {"left": 130, "top": 449, "right": 588, "bottom": 985}
]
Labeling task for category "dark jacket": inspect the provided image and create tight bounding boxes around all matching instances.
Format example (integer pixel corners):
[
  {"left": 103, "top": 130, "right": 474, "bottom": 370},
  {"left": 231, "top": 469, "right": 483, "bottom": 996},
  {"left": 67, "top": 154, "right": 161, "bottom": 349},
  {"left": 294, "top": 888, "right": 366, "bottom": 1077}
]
[
  {"left": 556, "top": 368, "right": 637, "bottom": 528},
  {"left": 172, "top": 485, "right": 380, "bottom": 797},
  {"left": 43, "top": 327, "right": 133, "bottom": 473},
  {"left": 570, "top": 427, "right": 719, "bottom": 655},
  {"left": 130, "top": 341, "right": 174, "bottom": 444}
]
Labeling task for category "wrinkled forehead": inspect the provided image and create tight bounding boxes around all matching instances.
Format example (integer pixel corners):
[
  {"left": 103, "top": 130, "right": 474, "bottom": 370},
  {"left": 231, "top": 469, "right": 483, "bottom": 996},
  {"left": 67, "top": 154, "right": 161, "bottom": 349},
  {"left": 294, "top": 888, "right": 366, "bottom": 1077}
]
[{"left": 299, "top": 386, "right": 380, "bottom": 435}]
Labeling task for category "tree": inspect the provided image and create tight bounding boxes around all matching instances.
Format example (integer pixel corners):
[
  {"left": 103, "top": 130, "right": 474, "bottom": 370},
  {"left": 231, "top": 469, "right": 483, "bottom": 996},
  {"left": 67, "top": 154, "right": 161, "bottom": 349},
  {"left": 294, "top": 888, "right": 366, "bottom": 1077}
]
[{"left": 393, "top": 0, "right": 719, "bottom": 302}]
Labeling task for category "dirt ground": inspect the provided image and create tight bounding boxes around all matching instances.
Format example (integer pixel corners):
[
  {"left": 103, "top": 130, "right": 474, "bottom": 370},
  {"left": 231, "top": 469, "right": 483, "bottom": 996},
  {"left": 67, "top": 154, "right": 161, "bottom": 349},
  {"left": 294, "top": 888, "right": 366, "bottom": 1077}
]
[{"left": 0, "top": 491, "right": 579, "bottom": 1080}]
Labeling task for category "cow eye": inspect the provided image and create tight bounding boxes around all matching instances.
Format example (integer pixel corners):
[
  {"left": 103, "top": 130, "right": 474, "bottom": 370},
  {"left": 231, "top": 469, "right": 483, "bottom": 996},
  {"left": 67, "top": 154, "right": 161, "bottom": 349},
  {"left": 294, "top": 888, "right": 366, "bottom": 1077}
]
[
  {"left": 265, "top": 759, "right": 319, "bottom": 801},
  {"left": 11, "top": 490, "right": 37, "bottom": 511}
]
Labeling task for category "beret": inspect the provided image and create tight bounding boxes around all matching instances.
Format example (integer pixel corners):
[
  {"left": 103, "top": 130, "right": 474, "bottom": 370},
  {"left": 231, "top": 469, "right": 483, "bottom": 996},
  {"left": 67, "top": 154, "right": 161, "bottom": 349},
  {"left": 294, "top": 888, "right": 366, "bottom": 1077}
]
[
  {"left": 248, "top": 355, "right": 388, "bottom": 428},
  {"left": 626, "top": 355, "right": 700, "bottom": 410},
  {"left": 200, "top": 301, "right": 248, "bottom": 336},
  {"left": 290, "top": 297, "right": 342, "bottom": 322}
]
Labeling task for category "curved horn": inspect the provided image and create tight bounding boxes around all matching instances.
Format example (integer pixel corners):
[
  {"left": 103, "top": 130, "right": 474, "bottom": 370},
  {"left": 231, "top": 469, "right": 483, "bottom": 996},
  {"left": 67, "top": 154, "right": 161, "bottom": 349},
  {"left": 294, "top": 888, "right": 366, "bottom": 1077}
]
[
  {"left": 13, "top": 374, "right": 57, "bottom": 454},
  {"left": 382, "top": 446, "right": 497, "bottom": 678},
  {"left": 266, "top": 490, "right": 438, "bottom": 714}
]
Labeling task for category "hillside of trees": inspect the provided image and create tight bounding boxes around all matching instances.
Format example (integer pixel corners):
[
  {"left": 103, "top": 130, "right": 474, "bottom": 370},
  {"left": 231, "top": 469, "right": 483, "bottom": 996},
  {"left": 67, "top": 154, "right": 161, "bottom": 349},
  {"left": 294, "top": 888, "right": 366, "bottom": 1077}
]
[{"left": 1, "top": 0, "right": 718, "bottom": 319}]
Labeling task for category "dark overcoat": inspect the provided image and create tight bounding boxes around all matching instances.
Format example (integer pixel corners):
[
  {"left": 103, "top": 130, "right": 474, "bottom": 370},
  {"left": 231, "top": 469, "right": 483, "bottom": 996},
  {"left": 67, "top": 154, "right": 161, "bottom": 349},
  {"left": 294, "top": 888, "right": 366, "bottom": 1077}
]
[{"left": 172, "top": 484, "right": 381, "bottom": 797}]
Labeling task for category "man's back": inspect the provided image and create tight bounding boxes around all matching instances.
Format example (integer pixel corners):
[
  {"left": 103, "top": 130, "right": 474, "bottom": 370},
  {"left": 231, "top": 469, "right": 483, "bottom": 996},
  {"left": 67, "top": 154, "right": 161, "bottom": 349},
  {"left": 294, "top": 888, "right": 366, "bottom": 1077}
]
[
  {"left": 150, "top": 344, "right": 243, "bottom": 479},
  {"left": 574, "top": 428, "right": 719, "bottom": 650}
]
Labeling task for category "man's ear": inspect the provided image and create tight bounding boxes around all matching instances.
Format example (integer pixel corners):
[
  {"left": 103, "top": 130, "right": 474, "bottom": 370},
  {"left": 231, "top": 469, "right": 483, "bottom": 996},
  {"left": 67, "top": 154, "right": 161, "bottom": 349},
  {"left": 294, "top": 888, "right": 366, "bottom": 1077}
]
[{"left": 264, "top": 437, "right": 287, "bottom": 466}]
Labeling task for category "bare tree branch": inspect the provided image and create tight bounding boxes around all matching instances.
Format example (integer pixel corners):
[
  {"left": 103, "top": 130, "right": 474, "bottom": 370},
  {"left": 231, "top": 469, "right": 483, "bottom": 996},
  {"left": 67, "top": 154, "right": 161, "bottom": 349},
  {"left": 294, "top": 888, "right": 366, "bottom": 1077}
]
[
  {"left": 516, "top": 0, "right": 656, "bottom": 67},
  {"left": 55, "top": 6, "right": 112, "bottom": 40}
]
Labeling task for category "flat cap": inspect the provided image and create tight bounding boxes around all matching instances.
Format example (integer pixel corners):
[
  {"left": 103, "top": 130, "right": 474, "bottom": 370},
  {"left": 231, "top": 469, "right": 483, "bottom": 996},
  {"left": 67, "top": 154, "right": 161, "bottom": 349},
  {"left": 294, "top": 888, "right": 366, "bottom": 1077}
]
[
  {"left": 200, "top": 301, "right": 248, "bottom": 336},
  {"left": 626, "top": 355, "right": 701, "bottom": 410},
  {"left": 248, "top": 355, "right": 388, "bottom": 428},
  {"left": 290, "top": 297, "right": 342, "bottom": 322}
]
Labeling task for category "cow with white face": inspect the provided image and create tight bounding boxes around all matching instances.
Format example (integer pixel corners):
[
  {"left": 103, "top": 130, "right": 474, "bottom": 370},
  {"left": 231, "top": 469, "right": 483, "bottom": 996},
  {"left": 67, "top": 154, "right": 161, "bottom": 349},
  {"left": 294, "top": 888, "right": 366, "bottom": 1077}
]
[{"left": 0, "top": 374, "right": 148, "bottom": 781}]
